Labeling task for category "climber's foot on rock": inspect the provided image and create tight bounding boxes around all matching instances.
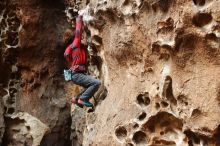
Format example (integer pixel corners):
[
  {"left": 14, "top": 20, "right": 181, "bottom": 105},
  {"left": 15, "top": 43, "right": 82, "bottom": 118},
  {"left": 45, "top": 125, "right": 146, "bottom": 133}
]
[
  {"left": 72, "top": 97, "right": 84, "bottom": 108},
  {"left": 78, "top": 98, "right": 93, "bottom": 107}
]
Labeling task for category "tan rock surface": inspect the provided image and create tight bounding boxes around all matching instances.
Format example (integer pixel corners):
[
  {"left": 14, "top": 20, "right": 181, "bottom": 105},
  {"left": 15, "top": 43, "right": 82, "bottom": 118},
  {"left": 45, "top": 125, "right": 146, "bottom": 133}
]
[
  {"left": 4, "top": 112, "right": 49, "bottom": 146},
  {"left": 0, "top": 0, "right": 219, "bottom": 146},
  {"left": 66, "top": 0, "right": 220, "bottom": 145}
]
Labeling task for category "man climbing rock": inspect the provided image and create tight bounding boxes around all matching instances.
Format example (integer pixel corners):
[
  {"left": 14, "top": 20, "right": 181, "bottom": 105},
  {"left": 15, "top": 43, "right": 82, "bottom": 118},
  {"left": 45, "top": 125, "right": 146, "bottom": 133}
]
[{"left": 63, "top": 14, "right": 101, "bottom": 108}]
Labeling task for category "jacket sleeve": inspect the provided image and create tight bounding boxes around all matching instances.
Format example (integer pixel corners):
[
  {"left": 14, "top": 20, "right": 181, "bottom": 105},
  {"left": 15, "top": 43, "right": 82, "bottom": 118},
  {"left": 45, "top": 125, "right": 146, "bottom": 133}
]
[
  {"left": 64, "top": 45, "right": 72, "bottom": 63},
  {"left": 71, "top": 15, "right": 83, "bottom": 49}
]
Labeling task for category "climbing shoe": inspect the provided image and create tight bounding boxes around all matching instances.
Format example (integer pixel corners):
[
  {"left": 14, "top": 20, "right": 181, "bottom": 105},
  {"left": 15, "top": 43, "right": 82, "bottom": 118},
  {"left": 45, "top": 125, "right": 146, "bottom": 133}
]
[
  {"left": 78, "top": 98, "right": 93, "bottom": 107},
  {"left": 72, "top": 97, "right": 84, "bottom": 108},
  {"left": 87, "top": 107, "right": 95, "bottom": 113}
]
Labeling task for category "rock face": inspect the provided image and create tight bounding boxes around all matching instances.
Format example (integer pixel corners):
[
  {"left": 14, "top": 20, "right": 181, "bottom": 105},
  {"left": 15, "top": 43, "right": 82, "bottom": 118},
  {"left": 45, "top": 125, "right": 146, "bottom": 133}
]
[
  {"left": 66, "top": 0, "right": 220, "bottom": 145},
  {"left": 0, "top": 0, "right": 220, "bottom": 146},
  {"left": 1, "top": 0, "right": 72, "bottom": 145},
  {"left": 4, "top": 112, "right": 49, "bottom": 146}
]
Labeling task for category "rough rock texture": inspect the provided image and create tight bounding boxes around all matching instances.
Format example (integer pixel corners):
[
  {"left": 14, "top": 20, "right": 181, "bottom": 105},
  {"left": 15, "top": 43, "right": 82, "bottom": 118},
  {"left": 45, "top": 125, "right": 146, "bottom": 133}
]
[
  {"left": 0, "top": 0, "right": 72, "bottom": 145},
  {"left": 4, "top": 112, "right": 49, "bottom": 146},
  {"left": 1, "top": 0, "right": 220, "bottom": 146},
  {"left": 66, "top": 0, "right": 220, "bottom": 146}
]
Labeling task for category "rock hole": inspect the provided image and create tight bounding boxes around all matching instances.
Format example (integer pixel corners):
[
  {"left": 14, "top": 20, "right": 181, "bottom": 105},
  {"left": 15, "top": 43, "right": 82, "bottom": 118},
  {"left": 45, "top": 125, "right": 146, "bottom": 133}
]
[
  {"left": 192, "top": 13, "right": 212, "bottom": 27},
  {"left": 93, "top": 85, "right": 107, "bottom": 106},
  {"left": 93, "top": 35, "right": 103, "bottom": 45},
  {"left": 86, "top": 0, "right": 90, "bottom": 5},
  {"left": 9, "top": 81, "right": 15, "bottom": 86},
  {"left": 1, "top": 19, "right": 7, "bottom": 28},
  {"left": 9, "top": 88, "right": 17, "bottom": 95},
  {"left": 7, "top": 107, "right": 15, "bottom": 115},
  {"left": 152, "top": 0, "right": 173, "bottom": 13},
  {"left": 10, "top": 72, "right": 19, "bottom": 80},
  {"left": 205, "top": 33, "right": 219, "bottom": 50},
  {"left": 126, "top": 143, "right": 134, "bottom": 146},
  {"left": 20, "top": 82, "right": 25, "bottom": 88},
  {"left": 5, "top": 32, "right": 19, "bottom": 46},
  {"left": 206, "top": 33, "right": 218, "bottom": 41},
  {"left": 157, "top": 18, "right": 174, "bottom": 33},
  {"left": 28, "top": 78, "right": 34, "bottom": 84},
  {"left": 162, "top": 76, "right": 177, "bottom": 105},
  {"left": 123, "top": 0, "right": 130, "bottom": 6},
  {"left": 161, "top": 101, "right": 169, "bottom": 108},
  {"left": 191, "top": 108, "right": 201, "bottom": 117},
  {"left": 193, "top": 0, "right": 205, "bottom": 6},
  {"left": 175, "top": 33, "right": 197, "bottom": 54},
  {"left": 177, "top": 94, "right": 189, "bottom": 106},
  {"left": 32, "top": 81, "right": 41, "bottom": 89},
  {"left": 159, "top": 52, "right": 170, "bottom": 60},
  {"left": 155, "top": 102, "right": 160, "bottom": 109},
  {"left": 132, "top": 131, "right": 147, "bottom": 145},
  {"left": 136, "top": 92, "right": 150, "bottom": 107},
  {"left": 142, "top": 112, "right": 183, "bottom": 140},
  {"left": 90, "top": 56, "right": 103, "bottom": 71},
  {"left": 99, "top": 87, "right": 108, "bottom": 101},
  {"left": 215, "top": 125, "right": 220, "bottom": 145},
  {"left": 132, "top": 1, "right": 137, "bottom": 8},
  {"left": 138, "top": 112, "right": 147, "bottom": 121},
  {"left": 152, "top": 42, "right": 160, "bottom": 53},
  {"left": 188, "top": 140, "right": 193, "bottom": 146},
  {"left": 67, "top": 8, "right": 77, "bottom": 20},
  {"left": 133, "top": 123, "right": 139, "bottom": 129},
  {"left": 115, "top": 126, "right": 127, "bottom": 141},
  {"left": 26, "top": 126, "right": 31, "bottom": 130},
  {"left": 184, "top": 130, "right": 200, "bottom": 144},
  {"left": 160, "top": 131, "right": 165, "bottom": 135}
]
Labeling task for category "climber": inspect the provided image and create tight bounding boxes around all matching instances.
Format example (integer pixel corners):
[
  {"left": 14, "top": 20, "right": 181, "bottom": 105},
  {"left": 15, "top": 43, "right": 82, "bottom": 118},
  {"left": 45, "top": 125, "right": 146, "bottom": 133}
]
[{"left": 63, "top": 14, "right": 101, "bottom": 108}]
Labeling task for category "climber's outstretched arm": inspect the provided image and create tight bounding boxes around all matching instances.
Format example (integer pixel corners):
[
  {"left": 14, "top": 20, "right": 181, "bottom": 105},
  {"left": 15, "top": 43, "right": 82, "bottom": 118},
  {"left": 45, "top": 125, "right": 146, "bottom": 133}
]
[
  {"left": 72, "top": 15, "right": 83, "bottom": 49},
  {"left": 64, "top": 15, "right": 83, "bottom": 63}
]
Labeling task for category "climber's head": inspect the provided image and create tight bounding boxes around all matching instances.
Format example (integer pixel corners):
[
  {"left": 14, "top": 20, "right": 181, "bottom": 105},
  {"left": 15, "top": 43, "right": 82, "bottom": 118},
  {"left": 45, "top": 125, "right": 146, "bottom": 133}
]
[{"left": 63, "top": 28, "right": 75, "bottom": 45}]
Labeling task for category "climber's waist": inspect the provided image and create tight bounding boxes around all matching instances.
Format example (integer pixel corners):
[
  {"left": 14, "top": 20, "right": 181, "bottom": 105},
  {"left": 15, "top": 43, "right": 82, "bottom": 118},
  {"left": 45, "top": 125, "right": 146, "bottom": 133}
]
[{"left": 70, "top": 65, "right": 86, "bottom": 73}]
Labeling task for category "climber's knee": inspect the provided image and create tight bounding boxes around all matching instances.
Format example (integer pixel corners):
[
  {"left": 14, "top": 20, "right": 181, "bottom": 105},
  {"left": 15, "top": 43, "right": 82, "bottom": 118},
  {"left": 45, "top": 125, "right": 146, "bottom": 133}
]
[{"left": 94, "top": 80, "right": 101, "bottom": 90}]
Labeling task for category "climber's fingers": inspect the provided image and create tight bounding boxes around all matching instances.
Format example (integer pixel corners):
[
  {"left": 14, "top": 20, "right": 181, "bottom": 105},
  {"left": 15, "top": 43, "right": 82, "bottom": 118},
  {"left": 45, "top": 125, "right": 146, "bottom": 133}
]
[{"left": 78, "top": 9, "right": 85, "bottom": 16}]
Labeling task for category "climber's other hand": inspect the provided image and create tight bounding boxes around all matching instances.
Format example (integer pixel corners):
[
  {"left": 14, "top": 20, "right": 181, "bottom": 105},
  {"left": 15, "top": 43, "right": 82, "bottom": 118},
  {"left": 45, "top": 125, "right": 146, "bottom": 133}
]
[{"left": 78, "top": 10, "right": 85, "bottom": 16}]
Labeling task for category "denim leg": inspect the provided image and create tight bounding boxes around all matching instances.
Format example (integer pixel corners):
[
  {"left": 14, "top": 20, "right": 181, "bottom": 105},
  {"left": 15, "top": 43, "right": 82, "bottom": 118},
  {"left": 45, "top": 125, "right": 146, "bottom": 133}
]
[
  {"left": 78, "top": 88, "right": 86, "bottom": 97},
  {"left": 75, "top": 88, "right": 86, "bottom": 99},
  {"left": 71, "top": 73, "right": 101, "bottom": 100}
]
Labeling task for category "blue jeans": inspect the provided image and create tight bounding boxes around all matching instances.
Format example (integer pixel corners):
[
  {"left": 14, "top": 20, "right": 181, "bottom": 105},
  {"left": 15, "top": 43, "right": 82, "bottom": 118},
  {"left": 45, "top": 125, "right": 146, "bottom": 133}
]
[{"left": 71, "top": 72, "right": 101, "bottom": 100}]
